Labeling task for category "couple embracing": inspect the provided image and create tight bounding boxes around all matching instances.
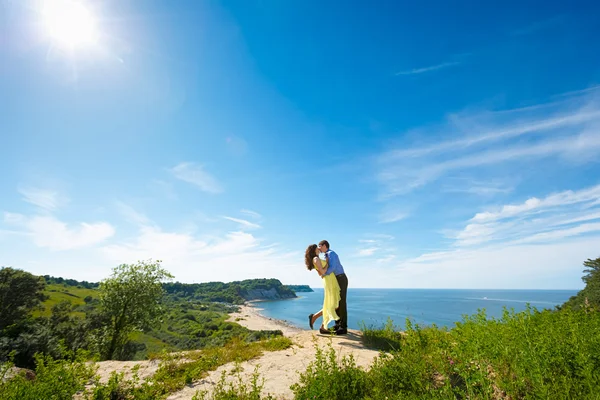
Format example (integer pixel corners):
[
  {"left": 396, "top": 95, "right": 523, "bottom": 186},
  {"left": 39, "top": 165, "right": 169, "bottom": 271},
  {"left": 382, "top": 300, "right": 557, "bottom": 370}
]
[{"left": 304, "top": 240, "right": 348, "bottom": 335}]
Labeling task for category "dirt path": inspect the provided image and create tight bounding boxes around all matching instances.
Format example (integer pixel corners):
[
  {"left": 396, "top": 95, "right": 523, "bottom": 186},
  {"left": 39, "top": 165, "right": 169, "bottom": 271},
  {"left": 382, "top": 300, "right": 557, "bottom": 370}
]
[
  {"left": 93, "top": 305, "right": 380, "bottom": 400},
  {"left": 166, "top": 306, "right": 380, "bottom": 399},
  {"left": 167, "top": 329, "right": 379, "bottom": 400}
]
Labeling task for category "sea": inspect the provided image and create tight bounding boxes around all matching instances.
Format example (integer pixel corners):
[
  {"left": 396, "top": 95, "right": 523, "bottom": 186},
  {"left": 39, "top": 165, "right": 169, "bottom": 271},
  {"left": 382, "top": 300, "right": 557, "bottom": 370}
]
[{"left": 254, "top": 289, "right": 578, "bottom": 331}]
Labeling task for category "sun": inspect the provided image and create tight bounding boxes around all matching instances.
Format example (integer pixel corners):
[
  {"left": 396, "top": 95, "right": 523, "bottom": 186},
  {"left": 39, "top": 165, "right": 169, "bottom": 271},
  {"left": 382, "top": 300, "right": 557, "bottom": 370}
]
[{"left": 43, "top": 0, "right": 98, "bottom": 49}]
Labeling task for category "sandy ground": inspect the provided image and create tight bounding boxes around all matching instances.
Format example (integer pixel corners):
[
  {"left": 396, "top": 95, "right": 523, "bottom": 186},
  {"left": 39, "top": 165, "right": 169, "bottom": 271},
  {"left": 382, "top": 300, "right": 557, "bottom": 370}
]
[
  {"left": 93, "top": 305, "right": 380, "bottom": 400},
  {"left": 93, "top": 359, "right": 161, "bottom": 384}
]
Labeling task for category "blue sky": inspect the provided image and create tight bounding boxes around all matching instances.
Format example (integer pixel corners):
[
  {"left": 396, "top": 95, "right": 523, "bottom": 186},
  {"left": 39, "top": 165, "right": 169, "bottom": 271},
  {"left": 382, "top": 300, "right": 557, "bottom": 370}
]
[{"left": 1, "top": 0, "right": 600, "bottom": 288}]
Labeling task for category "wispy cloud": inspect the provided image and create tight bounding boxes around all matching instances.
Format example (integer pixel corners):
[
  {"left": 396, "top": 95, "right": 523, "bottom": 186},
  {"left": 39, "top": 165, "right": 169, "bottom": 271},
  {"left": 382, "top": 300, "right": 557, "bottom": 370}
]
[
  {"left": 358, "top": 247, "right": 379, "bottom": 256},
  {"left": 169, "top": 162, "right": 222, "bottom": 194},
  {"left": 18, "top": 186, "right": 64, "bottom": 211},
  {"left": 449, "top": 183, "right": 600, "bottom": 248},
  {"left": 379, "top": 210, "right": 408, "bottom": 224},
  {"left": 222, "top": 216, "right": 261, "bottom": 230},
  {"left": 116, "top": 202, "right": 153, "bottom": 226},
  {"left": 396, "top": 61, "right": 461, "bottom": 76},
  {"left": 376, "top": 87, "right": 600, "bottom": 197},
  {"left": 240, "top": 209, "right": 262, "bottom": 219},
  {"left": 441, "top": 178, "right": 514, "bottom": 196},
  {"left": 355, "top": 235, "right": 396, "bottom": 261}
]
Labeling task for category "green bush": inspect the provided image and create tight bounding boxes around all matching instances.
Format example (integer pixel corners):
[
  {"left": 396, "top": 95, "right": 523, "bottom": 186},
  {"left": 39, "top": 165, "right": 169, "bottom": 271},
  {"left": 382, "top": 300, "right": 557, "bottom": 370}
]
[
  {"left": 0, "top": 351, "right": 95, "bottom": 400},
  {"left": 291, "top": 340, "right": 370, "bottom": 400},
  {"left": 287, "top": 306, "right": 600, "bottom": 399},
  {"left": 193, "top": 365, "right": 275, "bottom": 400},
  {"left": 359, "top": 317, "right": 404, "bottom": 351},
  {"left": 358, "top": 306, "right": 600, "bottom": 399}
]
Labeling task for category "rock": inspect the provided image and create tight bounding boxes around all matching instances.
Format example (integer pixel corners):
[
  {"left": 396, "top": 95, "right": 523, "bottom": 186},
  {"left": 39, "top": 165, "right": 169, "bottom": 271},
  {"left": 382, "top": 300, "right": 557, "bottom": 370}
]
[{"left": 2, "top": 366, "right": 36, "bottom": 382}]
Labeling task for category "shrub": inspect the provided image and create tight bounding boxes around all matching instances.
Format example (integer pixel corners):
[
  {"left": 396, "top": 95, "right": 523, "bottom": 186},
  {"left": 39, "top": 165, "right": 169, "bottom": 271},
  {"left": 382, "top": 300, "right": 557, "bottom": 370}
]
[
  {"left": 0, "top": 351, "right": 95, "bottom": 400},
  {"left": 291, "top": 340, "right": 370, "bottom": 400},
  {"left": 359, "top": 317, "right": 404, "bottom": 351},
  {"left": 193, "top": 365, "right": 276, "bottom": 400}
]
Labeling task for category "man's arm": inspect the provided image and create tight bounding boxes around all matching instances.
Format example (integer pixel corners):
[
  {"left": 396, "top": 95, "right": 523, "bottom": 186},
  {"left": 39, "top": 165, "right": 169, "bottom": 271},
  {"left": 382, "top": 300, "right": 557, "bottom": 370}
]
[{"left": 328, "top": 251, "right": 342, "bottom": 270}]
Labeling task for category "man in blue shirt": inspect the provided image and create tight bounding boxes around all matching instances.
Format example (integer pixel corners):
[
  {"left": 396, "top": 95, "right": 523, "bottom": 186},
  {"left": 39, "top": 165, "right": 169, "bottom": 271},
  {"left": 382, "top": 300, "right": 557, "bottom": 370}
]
[{"left": 318, "top": 240, "right": 348, "bottom": 335}]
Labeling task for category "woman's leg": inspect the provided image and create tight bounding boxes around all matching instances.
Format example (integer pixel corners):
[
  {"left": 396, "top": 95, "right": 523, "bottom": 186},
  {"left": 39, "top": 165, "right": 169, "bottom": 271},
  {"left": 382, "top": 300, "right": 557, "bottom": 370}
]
[{"left": 311, "top": 310, "right": 323, "bottom": 328}]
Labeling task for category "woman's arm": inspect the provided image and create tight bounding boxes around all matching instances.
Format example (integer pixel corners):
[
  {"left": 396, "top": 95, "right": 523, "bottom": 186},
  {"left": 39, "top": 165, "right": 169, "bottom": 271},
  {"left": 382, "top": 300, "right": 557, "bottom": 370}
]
[{"left": 313, "top": 256, "right": 327, "bottom": 277}]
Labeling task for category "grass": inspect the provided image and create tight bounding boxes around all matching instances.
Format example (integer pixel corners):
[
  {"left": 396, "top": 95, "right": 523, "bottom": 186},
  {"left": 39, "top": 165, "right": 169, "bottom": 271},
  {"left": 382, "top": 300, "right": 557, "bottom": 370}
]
[
  {"left": 359, "top": 317, "right": 404, "bottom": 352},
  {"left": 34, "top": 283, "right": 99, "bottom": 317},
  {"left": 193, "top": 365, "right": 276, "bottom": 400}
]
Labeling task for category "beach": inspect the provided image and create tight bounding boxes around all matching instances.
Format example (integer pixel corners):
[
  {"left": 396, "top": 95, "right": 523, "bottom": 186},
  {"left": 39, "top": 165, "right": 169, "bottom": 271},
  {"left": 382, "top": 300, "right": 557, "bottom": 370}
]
[
  {"left": 227, "top": 302, "right": 304, "bottom": 335},
  {"left": 165, "top": 302, "right": 380, "bottom": 399}
]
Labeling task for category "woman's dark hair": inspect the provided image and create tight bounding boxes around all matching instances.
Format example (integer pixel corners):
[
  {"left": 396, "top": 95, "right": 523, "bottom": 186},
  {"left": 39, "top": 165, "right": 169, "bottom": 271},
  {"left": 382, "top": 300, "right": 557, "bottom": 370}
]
[{"left": 305, "top": 244, "right": 318, "bottom": 270}]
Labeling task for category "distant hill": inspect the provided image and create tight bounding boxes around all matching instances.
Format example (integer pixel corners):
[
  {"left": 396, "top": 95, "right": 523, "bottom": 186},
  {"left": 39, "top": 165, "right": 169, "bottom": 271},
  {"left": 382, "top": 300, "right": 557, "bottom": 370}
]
[
  {"left": 43, "top": 275, "right": 301, "bottom": 304},
  {"left": 163, "top": 278, "right": 297, "bottom": 304}
]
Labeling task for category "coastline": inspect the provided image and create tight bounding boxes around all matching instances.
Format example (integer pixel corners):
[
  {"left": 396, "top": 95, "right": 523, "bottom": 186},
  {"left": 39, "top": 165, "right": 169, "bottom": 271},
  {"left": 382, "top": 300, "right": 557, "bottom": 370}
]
[{"left": 227, "top": 301, "right": 304, "bottom": 336}]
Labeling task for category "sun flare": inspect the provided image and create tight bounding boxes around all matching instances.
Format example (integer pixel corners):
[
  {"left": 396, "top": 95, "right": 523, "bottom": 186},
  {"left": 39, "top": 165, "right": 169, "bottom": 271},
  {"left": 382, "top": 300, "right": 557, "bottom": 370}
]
[{"left": 43, "top": 0, "right": 98, "bottom": 49}]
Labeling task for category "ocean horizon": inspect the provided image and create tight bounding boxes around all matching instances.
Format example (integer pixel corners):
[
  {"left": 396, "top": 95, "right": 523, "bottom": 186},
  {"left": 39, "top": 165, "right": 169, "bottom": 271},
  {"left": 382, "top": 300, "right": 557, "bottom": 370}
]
[{"left": 254, "top": 288, "right": 578, "bottom": 331}]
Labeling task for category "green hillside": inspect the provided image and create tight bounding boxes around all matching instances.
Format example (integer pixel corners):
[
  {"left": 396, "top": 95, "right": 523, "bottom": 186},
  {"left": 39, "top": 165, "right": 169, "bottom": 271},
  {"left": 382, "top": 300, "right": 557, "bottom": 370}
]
[
  {"left": 29, "top": 276, "right": 295, "bottom": 360},
  {"left": 35, "top": 283, "right": 99, "bottom": 317}
]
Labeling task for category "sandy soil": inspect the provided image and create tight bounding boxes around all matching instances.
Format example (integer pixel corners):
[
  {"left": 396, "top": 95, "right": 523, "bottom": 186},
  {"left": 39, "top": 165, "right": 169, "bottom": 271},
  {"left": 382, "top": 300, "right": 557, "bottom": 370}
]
[
  {"left": 167, "top": 305, "right": 380, "bottom": 399},
  {"left": 93, "top": 359, "right": 161, "bottom": 384},
  {"left": 93, "top": 305, "right": 380, "bottom": 400}
]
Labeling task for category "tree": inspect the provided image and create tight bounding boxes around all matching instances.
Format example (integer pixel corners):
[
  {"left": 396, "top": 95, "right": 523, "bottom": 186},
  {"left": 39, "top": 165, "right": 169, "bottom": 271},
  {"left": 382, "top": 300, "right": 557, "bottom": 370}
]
[
  {"left": 0, "top": 268, "right": 46, "bottom": 330},
  {"left": 582, "top": 257, "right": 600, "bottom": 285},
  {"left": 562, "top": 257, "right": 600, "bottom": 310},
  {"left": 98, "top": 260, "right": 173, "bottom": 360}
]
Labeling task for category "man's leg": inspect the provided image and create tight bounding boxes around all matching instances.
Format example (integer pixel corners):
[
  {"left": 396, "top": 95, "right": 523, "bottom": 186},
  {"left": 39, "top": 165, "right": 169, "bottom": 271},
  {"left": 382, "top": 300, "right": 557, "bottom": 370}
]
[{"left": 335, "top": 274, "right": 348, "bottom": 330}]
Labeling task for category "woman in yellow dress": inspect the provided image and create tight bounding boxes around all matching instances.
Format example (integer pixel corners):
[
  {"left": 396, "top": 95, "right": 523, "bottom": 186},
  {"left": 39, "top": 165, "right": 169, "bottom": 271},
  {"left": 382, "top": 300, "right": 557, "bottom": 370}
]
[{"left": 304, "top": 244, "right": 341, "bottom": 334}]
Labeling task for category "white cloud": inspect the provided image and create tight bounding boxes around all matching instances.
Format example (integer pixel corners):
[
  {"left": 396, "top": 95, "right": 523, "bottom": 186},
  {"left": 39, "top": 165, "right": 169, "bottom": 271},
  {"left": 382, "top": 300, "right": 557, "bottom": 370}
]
[
  {"left": 18, "top": 186, "right": 64, "bottom": 211},
  {"left": 376, "top": 255, "right": 396, "bottom": 263},
  {"left": 383, "top": 236, "right": 598, "bottom": 289},
  {"left": 376, "top": 91, "right": 600, "bottom": 197},
  {"left": 4, "top": 212, "right": 115, "bottom": 251},
  {"left": 222, "top": 216, "right": 261, "bottom": 230},
  {"left": 102, "top": 226, "right": 308, "bottom": 284},
  {"left": 471, "top": 184, "right": 600, "bottom": 223},
  {"left": 240, "top": 209, "right": 262, "bottom": 219},
  {"left": 169, "top": 162, "right": 222, "bottom": 194},
  {"left": 116, "top": 202, "right": 153, "bottom": 226},
  {"left": 396, "top": 61, "right": 460, "bottom": 76},
  {"left": 441, "top": 178, "right": 514, "bottom": 196},
  {"left": 358, "top": 247, "right": 379, "bottom": 256},
  {"left": 514, "top": 222, "right": 600, "bottom": 244},
  {"left": 448, "top": 183, "right": 600, "bottom": 248},
  {"left": 379, "top": 210, "right": 408, "bottom": 224},
  {"left": 355, "top": 235, "right": 395, "bottom": 260}
]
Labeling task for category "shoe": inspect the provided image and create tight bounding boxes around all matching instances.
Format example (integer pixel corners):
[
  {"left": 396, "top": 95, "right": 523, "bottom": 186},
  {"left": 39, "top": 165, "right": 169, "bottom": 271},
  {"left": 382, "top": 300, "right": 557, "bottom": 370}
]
[
  {"left": 319, "top": 326, "right": 336, "bottom": 335},
  {"left": 333, "top": 320, "right": 340, "bottom": 330},
  {"left": 335, "top": 328, "right": 348, "bottom": 335},
  {"left": 308, "top": 314, "right": 314, "bottom": 330}
]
